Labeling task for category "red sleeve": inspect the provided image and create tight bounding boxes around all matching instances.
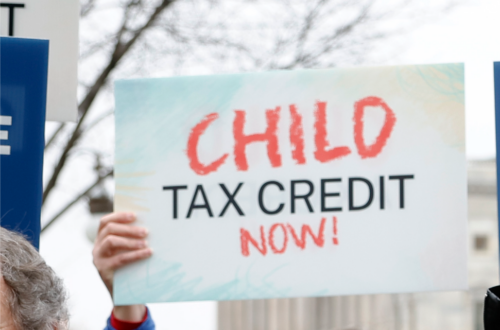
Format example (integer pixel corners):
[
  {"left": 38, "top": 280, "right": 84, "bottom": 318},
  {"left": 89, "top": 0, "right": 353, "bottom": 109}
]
[{"left": 111, "top": 309, "right": 148, "bottom": 330}]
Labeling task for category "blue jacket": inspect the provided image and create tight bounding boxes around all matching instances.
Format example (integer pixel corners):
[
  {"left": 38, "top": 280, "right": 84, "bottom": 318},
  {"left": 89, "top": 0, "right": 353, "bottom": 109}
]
[{"left": 104, "top": 308, "right": 155, "bottom": 330}]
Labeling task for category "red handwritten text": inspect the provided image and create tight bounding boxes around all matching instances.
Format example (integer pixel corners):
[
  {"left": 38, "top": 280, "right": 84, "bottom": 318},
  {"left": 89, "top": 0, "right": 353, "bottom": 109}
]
[
  {"left": 187, "top": 97, "right": 396, "bottom": 175},
  {"left": 240, "top": 217, "right": 337, "bottom": 257}
]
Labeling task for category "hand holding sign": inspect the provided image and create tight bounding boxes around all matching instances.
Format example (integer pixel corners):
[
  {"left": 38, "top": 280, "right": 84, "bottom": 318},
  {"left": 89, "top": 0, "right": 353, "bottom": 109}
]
[{"left": 92, "top": 212, "right": 152, "bottom": 319}]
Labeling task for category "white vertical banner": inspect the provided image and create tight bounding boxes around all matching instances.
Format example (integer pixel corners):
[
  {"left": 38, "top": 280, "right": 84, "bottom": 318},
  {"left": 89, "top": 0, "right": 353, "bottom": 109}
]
[{"left": 0, "top": 0, "right": 79, "bottom": 122}]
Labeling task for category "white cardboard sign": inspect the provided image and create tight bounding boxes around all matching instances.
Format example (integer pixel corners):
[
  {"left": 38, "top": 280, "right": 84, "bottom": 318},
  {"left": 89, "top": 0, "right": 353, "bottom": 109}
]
[
  {"left": 113, "top": 64, "right": 467, "bottom": 305},
  {"left": 0, "top": 0, "right": 79, "bottom": 122}
]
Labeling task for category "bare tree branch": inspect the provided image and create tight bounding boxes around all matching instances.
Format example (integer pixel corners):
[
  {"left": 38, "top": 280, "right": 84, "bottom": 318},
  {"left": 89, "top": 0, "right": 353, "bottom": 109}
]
[
  {"left": 80, "top": 0, "right": 97, "bottom": 17},
  {"left": 83, "top": 109, "right": 114, "bottom": 134},
  {"left": 79, "top": 36, "right": 115, "bottom": 60},
  {"left": 45, "top": 123, "right": 66, "bottom": 150},
  {"left": 292, "top": 0, "right": 328, "bottom": 65},
  {"left": 41, "top": 168, "right": 113, "bottom": 233},
  {"left": 277, "top": 1, "right": 373, "bottom": 70},
  {"left": 42, "top": 0, "right": 176, "bottom": 206}
]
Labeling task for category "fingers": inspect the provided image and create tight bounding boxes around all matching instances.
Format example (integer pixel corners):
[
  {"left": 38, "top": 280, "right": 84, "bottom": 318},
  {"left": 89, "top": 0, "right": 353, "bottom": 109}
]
[
  {"left": 97, "top": 222, "right": 148, "bottom": 243},
  {"left": 108, "top": 248, "right": 153, "bottom": 269},
  {"left": 99, "top": 212, "right": 136, "bottom": 232},
  {"left": 93, "top": 212, "right": 153, "bottom": 297},
  {"left": 99, "top": 235, "right": 148, "bottom": 256}
]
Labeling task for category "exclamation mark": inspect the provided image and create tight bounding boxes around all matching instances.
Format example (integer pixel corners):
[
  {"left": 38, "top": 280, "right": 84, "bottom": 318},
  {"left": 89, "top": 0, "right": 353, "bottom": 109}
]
[{"left": 332, "top": 216, "right": 339, "bottom": 245}]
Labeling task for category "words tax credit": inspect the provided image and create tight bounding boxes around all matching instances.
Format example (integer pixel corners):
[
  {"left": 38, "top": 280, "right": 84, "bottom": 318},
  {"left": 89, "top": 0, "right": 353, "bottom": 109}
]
[{"left": 113, "top": 64, "right": 467, "bottom": 305}]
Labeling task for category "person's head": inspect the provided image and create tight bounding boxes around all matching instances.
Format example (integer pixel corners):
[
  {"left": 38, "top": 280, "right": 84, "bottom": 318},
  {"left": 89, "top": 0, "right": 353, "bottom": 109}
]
[{"left": 0, "top": 227, "right": 69, "bottom": 329}]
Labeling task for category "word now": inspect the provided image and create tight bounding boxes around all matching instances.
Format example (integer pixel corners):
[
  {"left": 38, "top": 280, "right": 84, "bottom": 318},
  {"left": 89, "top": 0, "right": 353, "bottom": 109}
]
[
  {"left": 187, "top": 96, "right": 396, "bottom": 175},
  {"left": 162, "top": 175, "right": 414, "bottom": 219},
  {"left": 241, "top": 217, "right": 339, "bottom": 256}
]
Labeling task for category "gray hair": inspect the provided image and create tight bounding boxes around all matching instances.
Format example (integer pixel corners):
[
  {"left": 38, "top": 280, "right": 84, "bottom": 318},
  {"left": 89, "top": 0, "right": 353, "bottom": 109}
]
[{"left": 0, "top": 227, "right": 69, "bottom": 329}]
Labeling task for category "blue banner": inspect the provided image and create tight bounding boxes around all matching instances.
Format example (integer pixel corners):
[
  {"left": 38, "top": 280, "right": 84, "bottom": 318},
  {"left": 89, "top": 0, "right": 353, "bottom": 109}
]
[
  {"left": 0, "top": 37, "right": 48, "bottom": 249},
  {"left": 493, "top": 62, "right": 500, "bottom": 270}
]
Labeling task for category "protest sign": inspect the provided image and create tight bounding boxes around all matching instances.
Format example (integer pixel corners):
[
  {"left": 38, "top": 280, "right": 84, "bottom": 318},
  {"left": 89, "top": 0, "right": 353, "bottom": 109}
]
[
  {"left": 0, "top": 37, "right": 48, "bottom": 249},
  {"left": 113, "top": 64, "right": 467, "bottom": 305}
]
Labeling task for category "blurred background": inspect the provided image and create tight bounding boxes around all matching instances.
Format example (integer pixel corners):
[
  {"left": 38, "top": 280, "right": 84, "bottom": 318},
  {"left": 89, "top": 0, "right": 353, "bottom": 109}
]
[{"left": 39, "top": 0, "right": 499, "bottom": 328}]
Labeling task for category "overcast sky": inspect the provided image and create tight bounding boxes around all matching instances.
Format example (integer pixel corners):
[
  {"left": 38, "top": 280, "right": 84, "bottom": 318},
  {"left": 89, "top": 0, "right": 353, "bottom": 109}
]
[{"left": 395, "top": 0, "right": 499, "bottom": 159}]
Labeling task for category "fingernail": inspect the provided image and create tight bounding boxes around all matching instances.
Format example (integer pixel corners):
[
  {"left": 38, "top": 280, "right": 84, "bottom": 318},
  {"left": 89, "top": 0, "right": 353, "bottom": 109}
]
[
  {"left": 141, "top": 228, "right": 149, "bottom": 236},
  {"left": 127, "top": 213, "right": 135, "bottom": 220},
  {"left": 138, "top": 240, "right": 148, "bottom": 248}
]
